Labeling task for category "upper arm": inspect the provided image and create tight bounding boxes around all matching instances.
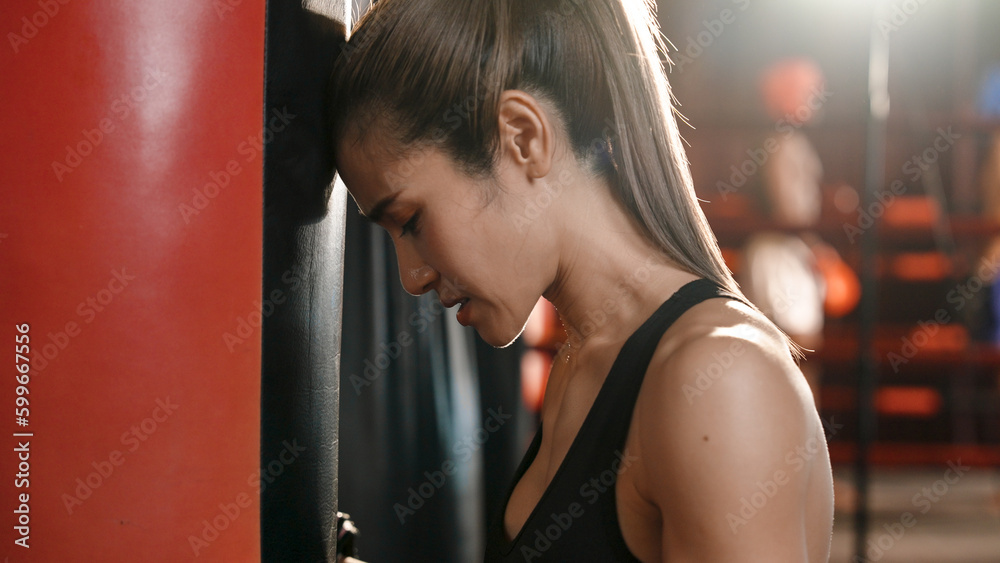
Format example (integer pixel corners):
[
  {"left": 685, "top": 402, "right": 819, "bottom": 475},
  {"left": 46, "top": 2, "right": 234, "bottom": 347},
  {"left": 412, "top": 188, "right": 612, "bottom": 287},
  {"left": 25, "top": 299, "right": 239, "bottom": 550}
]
[{"left": 635, "top": 326, "right": 821, "bottom": 562}]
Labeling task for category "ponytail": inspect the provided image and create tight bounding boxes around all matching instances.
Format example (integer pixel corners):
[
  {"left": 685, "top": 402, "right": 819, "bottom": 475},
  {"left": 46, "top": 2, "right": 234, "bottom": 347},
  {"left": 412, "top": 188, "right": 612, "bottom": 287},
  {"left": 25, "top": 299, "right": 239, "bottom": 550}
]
[{"left": 330, "top": 0, "right": 803, "bottom": 358}]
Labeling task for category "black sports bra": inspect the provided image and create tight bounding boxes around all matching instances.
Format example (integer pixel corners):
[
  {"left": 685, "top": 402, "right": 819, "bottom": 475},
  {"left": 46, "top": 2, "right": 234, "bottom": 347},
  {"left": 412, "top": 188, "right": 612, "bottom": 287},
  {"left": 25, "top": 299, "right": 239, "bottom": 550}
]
[{"left": 483, "top": 278, "right": 746, "bottom": 562}]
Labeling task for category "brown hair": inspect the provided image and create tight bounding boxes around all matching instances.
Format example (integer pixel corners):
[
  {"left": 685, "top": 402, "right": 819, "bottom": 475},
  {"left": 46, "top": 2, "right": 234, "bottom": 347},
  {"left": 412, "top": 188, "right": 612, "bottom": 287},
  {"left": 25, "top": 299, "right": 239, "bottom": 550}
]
[{"left": 329, "top": 0, "right": 802, "bottom": 357}]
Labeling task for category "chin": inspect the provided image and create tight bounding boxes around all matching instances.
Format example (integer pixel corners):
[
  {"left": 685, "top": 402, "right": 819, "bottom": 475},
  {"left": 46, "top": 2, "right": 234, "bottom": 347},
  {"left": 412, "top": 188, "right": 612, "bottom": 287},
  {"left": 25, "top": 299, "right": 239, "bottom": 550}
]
[{"left": 477, "top": 320, "right": 527, "bottom": 349}]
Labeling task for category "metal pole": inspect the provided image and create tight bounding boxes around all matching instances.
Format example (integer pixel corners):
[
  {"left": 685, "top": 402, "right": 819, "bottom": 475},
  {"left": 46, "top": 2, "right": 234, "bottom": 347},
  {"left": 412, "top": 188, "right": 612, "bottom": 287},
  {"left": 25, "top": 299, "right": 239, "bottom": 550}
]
[{"left": 855, "top": 1, "right": 890, "bottom": 559}]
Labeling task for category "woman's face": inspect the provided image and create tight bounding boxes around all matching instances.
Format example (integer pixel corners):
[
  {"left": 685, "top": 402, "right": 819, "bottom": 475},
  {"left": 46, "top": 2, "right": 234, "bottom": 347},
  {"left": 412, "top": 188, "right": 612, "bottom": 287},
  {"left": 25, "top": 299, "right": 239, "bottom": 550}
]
[{"left": 335, "top": 139, "right": 556, "bottom": 347}]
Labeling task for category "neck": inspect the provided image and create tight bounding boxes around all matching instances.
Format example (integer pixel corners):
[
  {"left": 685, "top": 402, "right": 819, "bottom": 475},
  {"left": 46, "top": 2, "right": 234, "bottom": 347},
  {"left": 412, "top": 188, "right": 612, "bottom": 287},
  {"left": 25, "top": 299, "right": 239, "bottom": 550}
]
[{"left": 541, "top": 181, "right": 697, "bottom": 353}]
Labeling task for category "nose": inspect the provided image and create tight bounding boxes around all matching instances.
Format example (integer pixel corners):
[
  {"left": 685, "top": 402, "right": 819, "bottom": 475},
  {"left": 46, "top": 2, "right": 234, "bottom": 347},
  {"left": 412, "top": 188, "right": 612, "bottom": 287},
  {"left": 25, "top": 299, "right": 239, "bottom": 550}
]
[{"left": 395, "top": 243, "right": 437, "bottom": 296}]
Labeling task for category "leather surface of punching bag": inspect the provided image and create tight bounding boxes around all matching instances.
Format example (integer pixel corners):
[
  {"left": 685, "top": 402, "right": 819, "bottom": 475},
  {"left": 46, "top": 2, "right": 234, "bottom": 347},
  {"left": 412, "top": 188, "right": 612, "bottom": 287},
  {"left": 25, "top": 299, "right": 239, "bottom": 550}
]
[
  {"left": 261, "top": 0, "right": 348, "bottom": 560},
  {"left": 1, "top": 0, "right": 348, "bottom": 560},
  {"left": 1, "top": 1, "right": 266, "bottom": 560}
]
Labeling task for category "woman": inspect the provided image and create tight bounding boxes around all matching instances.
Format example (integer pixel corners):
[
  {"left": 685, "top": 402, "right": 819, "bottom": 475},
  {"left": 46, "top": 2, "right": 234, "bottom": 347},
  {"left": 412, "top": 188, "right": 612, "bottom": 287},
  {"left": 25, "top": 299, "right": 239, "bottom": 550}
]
[{"left": 330, "top": 0, "right": 834, "bottom": 560}]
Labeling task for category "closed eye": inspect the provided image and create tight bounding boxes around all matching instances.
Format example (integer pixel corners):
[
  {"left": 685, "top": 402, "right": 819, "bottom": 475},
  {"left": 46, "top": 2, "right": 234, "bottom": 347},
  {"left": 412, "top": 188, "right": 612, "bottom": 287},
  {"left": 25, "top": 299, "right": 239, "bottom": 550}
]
[{"left": 400, "top": 211, "right": 420, "bottom": 237}]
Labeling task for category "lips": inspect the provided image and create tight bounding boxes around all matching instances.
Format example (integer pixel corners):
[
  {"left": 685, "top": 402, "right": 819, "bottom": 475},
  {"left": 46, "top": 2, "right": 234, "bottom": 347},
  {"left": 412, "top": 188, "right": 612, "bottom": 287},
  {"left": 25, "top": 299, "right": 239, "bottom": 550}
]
[
  {"left": 456, "top": 298, "right": 472, "bottom": 326},
  {"left": 441, "top": 296, "right": 470, "bottom": 309},
  {"left": 439, "top": 295, "right": 472, "bottom": 326}
]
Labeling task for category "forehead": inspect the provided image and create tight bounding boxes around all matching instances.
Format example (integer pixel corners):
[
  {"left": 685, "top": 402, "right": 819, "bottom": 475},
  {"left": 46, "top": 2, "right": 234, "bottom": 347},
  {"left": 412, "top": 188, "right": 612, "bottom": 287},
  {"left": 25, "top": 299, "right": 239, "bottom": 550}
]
[
  {"left": 337, "top": 136, "right": 471, "bottom": 220},
  {"left": 335, "top": 130, "right": 407, "bottom": 208}
]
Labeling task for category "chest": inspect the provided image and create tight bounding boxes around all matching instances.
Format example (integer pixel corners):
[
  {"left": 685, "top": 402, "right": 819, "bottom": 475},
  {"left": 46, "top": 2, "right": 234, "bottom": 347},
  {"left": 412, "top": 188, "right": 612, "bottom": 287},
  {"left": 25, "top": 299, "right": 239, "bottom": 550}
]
[{"left": 501, "top": 357, "right": 663, "bottom": 560}]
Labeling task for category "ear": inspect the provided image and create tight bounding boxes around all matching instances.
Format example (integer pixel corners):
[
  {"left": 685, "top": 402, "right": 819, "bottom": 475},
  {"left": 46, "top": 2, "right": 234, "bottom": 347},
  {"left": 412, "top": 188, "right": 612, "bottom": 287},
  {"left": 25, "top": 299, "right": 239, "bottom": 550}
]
[{"left": 497, "top": 90, "right": 555, "bottom": 178}]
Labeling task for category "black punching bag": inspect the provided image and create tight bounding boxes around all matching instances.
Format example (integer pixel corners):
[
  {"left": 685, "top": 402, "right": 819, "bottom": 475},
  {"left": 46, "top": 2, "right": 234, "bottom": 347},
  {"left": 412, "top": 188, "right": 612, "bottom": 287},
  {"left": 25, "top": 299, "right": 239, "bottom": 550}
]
[{"left": 261, "top": 0, "right": 349, "bottom": 560}]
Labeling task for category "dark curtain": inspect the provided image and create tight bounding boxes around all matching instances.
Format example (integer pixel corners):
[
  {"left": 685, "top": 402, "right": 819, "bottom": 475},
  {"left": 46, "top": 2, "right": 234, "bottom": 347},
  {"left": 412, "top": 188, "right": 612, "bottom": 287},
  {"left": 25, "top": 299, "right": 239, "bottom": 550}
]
[{"left": 338, "top": 207, "right": 531, "bottom": 562}]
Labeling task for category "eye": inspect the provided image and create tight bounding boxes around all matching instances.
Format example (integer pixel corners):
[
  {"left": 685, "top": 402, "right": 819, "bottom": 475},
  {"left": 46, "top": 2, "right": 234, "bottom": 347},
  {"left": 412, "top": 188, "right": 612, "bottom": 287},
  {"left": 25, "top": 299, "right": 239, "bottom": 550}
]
[{"left": 400, "top": 211, "right": 421, "bottom": 237}]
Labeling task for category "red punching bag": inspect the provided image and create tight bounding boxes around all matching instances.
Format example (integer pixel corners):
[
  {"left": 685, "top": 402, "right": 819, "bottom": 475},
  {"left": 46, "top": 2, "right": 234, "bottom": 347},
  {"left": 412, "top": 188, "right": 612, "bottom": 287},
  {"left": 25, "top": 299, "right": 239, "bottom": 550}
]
[{"left": 0, "top": 1, "right": 345, "bottom": 560}]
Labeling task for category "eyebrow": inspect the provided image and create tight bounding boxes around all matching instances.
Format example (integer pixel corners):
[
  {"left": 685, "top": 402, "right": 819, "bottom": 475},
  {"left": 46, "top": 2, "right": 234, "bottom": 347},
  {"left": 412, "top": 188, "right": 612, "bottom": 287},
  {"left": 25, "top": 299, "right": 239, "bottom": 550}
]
[{"left": 358, "top": 192, "right": 400, "bottom": 224}]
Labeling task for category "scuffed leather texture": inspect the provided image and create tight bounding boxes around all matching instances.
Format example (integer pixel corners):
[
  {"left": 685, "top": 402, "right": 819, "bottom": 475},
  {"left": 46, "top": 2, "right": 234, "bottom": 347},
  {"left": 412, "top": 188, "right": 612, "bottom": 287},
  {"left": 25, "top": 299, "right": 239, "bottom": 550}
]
[{"left": 261, "top": 0, "right": 347, "bottom": 561}]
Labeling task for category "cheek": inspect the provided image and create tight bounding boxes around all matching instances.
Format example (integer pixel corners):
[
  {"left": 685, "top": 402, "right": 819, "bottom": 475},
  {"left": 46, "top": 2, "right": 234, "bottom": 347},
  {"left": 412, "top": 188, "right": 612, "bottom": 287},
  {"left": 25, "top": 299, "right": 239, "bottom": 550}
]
[
  {"left": 415, "top": 219, "right": 473, "bottom": 287},
  {"left": 425, "top": 207, "right": 493, "bottom": 266},
  {"left": 417, "top": 221, "right": 453, "bottom": 264}
]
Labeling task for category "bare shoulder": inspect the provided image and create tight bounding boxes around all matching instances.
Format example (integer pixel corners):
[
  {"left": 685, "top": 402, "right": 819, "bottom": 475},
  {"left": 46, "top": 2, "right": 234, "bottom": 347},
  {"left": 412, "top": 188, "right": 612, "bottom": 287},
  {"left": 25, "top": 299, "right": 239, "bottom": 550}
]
[
  {"left": 643, "top": 293, "right": 811, "bottom": 412},
  {"left": 630, "top": 294, "right": 830, "bottom": 561}
]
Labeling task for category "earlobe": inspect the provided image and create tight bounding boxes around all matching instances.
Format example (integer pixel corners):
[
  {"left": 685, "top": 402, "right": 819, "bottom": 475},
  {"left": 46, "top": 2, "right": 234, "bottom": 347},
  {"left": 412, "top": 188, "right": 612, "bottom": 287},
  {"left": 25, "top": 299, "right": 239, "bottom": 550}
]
[{"left": 498, "top": 90, "right": 554, "bottom": 178}]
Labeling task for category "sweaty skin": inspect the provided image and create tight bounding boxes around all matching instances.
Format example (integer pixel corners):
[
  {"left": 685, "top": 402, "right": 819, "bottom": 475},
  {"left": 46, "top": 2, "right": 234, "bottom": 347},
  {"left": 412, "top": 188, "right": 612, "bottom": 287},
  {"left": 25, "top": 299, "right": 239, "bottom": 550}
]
[{"left": 336, "top": 90, "right": 834, "bottom": 562}]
